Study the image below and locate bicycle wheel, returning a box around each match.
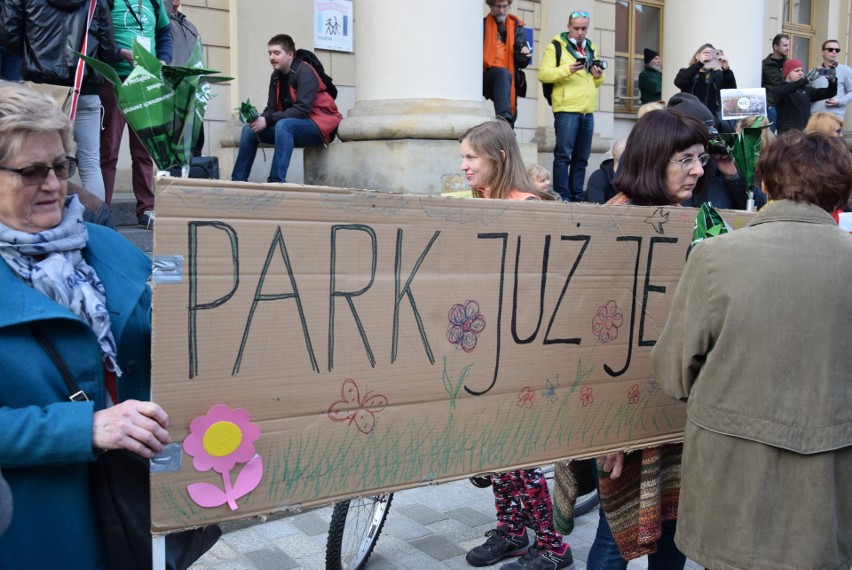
[573,488,600,517]
[325,493,394,570]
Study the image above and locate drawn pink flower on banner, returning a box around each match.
[592,300,624,344]
[517,387,535,409]
[580,386,594,407]
[184,404,263,510]
[627,384,641,405]
[447,300,486,353]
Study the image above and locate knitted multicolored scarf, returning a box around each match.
[597,444,682,560]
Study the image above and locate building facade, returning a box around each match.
[123,0,852,193]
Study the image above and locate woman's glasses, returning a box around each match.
[0,157,77,186]
[668,153,710,170]
[570,10,590,19]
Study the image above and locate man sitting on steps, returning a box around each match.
[231,34,342,184]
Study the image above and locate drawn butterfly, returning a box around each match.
[327,378,388,435]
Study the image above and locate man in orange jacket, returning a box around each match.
[483,0,531,127]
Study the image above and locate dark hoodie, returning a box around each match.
[0,0,116,93]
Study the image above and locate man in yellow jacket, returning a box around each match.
[538,11,604,202]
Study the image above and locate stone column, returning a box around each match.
[306,0,535,194]
[662,1,764,103]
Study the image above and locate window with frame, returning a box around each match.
[781,0,814,67]
[614,0,663,114]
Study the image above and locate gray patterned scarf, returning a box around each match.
[0,195,122,376]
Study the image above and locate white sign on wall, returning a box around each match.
[314,0,353,53]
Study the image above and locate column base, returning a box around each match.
[338,99,496,141]
[305,139,538,195]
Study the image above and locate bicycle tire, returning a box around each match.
[325,493,394,570]
[573,488,600,517]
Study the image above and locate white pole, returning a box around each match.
[152,535,166,569]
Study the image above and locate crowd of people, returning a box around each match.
[1,3,851,570]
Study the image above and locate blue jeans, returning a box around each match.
[74,94,106,200]
[0,45,22,81]
[587,496,686,570]
[552,112,594,202]
[231,117,323,183]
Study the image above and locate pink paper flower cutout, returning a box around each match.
[517,387,535,409]
[447,300,486,353]
[592,300,624,344]
[627,384,641,405]
[183,404,260,474]
[580,386,594,407]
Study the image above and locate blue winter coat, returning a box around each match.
[0,224,152,569]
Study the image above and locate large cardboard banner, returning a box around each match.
[150,179,752,532]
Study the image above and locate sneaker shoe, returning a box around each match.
[500,543,575,570]
[137,210,155,229]
[466,524,530,567]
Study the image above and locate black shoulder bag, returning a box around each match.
[29,325,221,570]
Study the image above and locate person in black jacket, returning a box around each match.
[674,44,737,132]
[586,139,625,204]
[775,59,837,133]
[0,0,115,200]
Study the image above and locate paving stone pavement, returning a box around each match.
[187,478,704,570]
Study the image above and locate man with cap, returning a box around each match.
[775,58,837,133]
[667,93,766,210]
[482,0,532,127]
[638,48,662,104]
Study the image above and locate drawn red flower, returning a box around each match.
[592,300,624,344]
[447,300,486,353]
[580,386,594,407]
[517,387,535,409]
[627,384,640,405]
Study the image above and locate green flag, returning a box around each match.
[79,40,232,172]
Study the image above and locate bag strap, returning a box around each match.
[28,324,89,402]
[68,0,98,122]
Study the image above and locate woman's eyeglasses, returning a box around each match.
[0,157,77,186]
[668,153,710,170]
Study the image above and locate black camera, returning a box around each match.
[591,59,608,70]
[817,66,837,78]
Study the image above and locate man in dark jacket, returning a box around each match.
[638,48,661,104]
[775,59,837,133]
[761,34,789,110]
[231,34,342,184]
[1,0,115,200]
[482,0,531,127]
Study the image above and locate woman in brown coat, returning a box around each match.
[653,130,852,569]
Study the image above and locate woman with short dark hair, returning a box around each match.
[653,130,852,569]
[609,109,709,206]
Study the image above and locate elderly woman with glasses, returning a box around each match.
[587,108,709,570]
[0,81,170,568]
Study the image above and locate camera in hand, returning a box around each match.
[817,66,837,78]
[592,59,608,70]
